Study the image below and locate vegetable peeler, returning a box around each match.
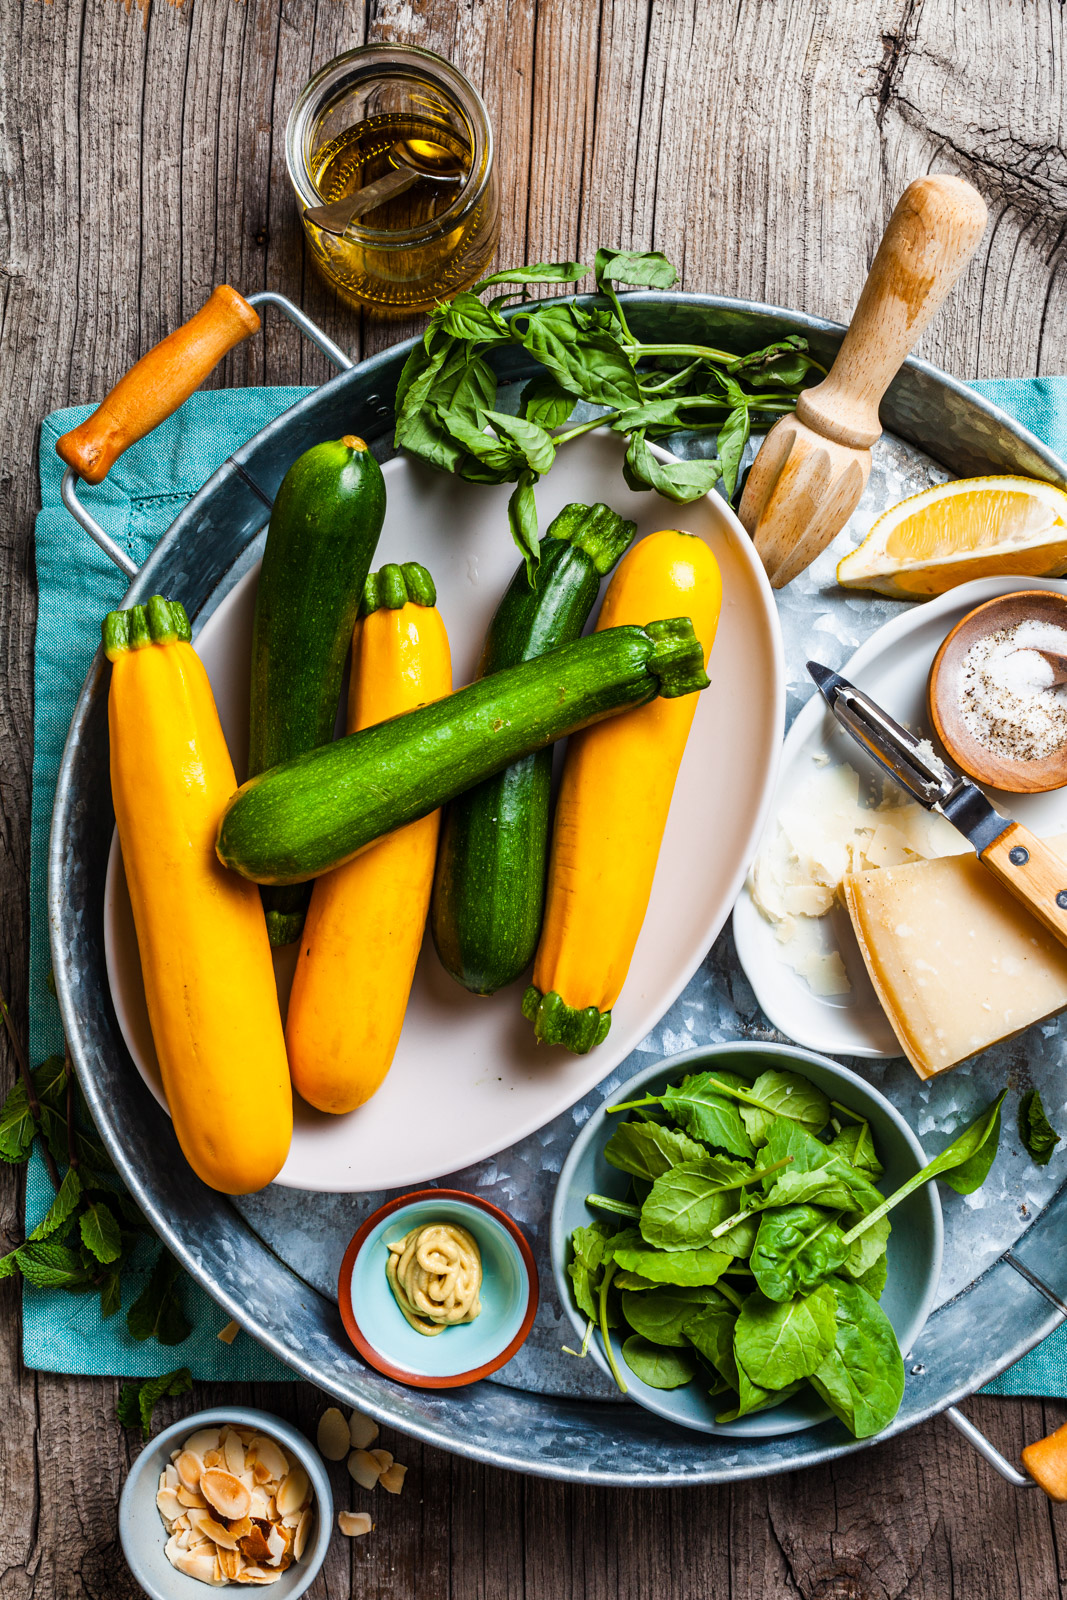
[807,659,1067,953]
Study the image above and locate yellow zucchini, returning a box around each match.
[104,597,292,1194]
[285,564,453,1114]
[523,530,723,1053]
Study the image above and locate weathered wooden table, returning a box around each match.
[3,1,1067,1594]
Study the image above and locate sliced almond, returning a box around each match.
[369,1448,393,1475]
[316,1407,351,1462]
[203,1449,223,1468]
[170,1544,220,1584]
[276,1466,309,1518]
[158,1469,168,1491]
[218,1545,246,1581]
[249,1487,272,1520]
[252,1459,273,1486]
[164,1533,184,1566]
[348,1410,380,1451]
[184,1427,222,1460]
[176,1486,209,1510]
[338,1510,373,1538]
[156,1487,182,1523]
[380,1463,407,1495]
[239,1525,274,1564]
[227,1515,253,1541]
[175,1450,204,1492]
[172,1515,190,1533]
[239,1470,256,1493]
[236,1428,256,1445]
[223,1429,246,1477]
[293,1508,314,1561]
[217,1317,241,1345]
[239,1570,282,1587]
[265,1525,287,1567]
[164,1463,180,1491]
[201,1468,252,1522]
[192,1511,240,1550]
[347,1450,380,1491]
[246,1436,289,1481]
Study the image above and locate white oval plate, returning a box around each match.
[732,575,1067,1060]
[104,431,784,1192]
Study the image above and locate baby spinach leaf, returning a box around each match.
[658,1076,755,1157]
[594,247,678,290]
[520,375,575,429]
[809,1277,904,1438]
[761,1169,860,1211]
[622,1336,697,1389]
[639,1165,740,1248]
[714,1211,761,1260]
[842,1090,1007,1245]
[1019,1089,1061,1167]
[604,1119,708,1182]
[684,1299,739,1387]
[731,1069,831,1146]
[613,1269,659,1290]
[841,1212,890,1279]
[827,1116,883,1178]
[852,1256,888,1300]
[624,431,723,503]
[733,1284,837,1390]
[761,1121,882,1213]
[621,1285,720,1346]
[614,1240,732,1287]
[715,1376,805,1424]
[750,1206,848,1302]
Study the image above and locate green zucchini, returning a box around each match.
[431,502,635,995]
[217,619,709,886]
[248,434,386,944]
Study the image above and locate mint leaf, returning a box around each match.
[28,1166,82,1241]
[98,1268,122,1320]
[79,1198,122,1264]
[1019,1089,1061,1167]
[0,1081,35,1164]
[117,1367,193,1439]
[16,1239,93,1290]
[127,1251,191,1345]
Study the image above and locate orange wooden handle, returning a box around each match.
[55,286,261,484]
[1022,1419,1067,1499]
[979,822,1067,953]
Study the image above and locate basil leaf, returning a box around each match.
[507,472,541,579]
[624,431,723,503]
[622,1335,697,1389]
[0,1080,35,1164]
[594,248,678,290]
[27,1166,82,1241]
[127,1251,192,1346]
[750,1206,848,1302]
[614,1241,732,1288]
[658,1076,755,1157]
[604,1120,708,1183]
[716,406,750,501]
[484,410,557,474]
[1019,1089,1061,1167]
[16,1239,93,1290]
[79,1198,122,1264]
[475,260,591,291]
[809,1277,904,1438]
[520,375,575,429]
[733,1069,831,1146]
[394,334,455,425]
[437,292,510,342]
[733,1284,837,1389]
[621,1284,721,1346]
[516,306,642,409]
[433,351,497,431]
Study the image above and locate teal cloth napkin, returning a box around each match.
[24,377,1067,1396]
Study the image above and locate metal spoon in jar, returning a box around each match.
[304,139,465,237]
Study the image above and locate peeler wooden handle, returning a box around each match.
[56,286,261,484]
[980,822,1067,952]
[795,175,988,450]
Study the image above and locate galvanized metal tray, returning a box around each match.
[50,292,1067,1486]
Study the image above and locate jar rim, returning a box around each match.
[285,43,495,250]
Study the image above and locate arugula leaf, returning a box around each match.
[0,1080,35,1164]
[622,1335,697,1389]
[624,431,723,503]
[79,1198,122,1264]
[118,1367,193,1440]
[621,1285,721,1346]
[520,375,575,429]
[734,1284,837,1390]
[27,1166,82,1241]
[127,1251,192,1346]
[809,1278,904,1438]
[614,1241,732,1288]
[1019,1089,1061,1167]
[604,1120,708,1183]
[842,1091,1007,1244]
[16,1239,93,1290]
[594,248,678,291]
[750,1206,848,1302]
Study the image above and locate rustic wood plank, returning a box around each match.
[4,1,1067,1596]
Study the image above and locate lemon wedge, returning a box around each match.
[836,476,1067,599]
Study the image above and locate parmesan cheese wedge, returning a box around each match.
[844,834,1067,1077]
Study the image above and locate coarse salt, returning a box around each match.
[958,619,1067,762]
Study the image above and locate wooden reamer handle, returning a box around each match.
[980,822,1067,953]
[56,286,261,484]
[795,175,988,450]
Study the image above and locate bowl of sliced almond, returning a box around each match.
[119,1407,333,1597]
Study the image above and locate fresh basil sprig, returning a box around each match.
[394,248,822,576]
[1019,1088,1061,1167]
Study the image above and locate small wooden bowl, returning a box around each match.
[928,590,1067,793]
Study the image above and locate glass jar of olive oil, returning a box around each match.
[286,44,499,315]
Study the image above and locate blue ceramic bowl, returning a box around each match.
[118,1405,333,1599]
[551,1042,943,1438]
[338,1189,538,1387]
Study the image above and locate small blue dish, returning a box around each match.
[338,1189,538,1388]
[118,1405,333,1600]
[551,1042,943,1438]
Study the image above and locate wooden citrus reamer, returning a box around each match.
[739,174,988,588]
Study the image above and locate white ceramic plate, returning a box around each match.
[104,431,784,1192]
[732,575,1067,1060]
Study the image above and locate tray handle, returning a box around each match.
[57,290,354,579]
[945,1405,1036,1490]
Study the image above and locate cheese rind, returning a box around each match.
[844,834,1067,1078]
